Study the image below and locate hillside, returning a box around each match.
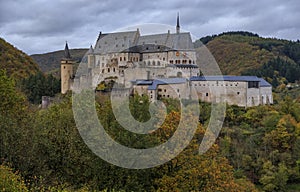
[196,32,293,75]
[0,37,40,80]
[31,48,88,73]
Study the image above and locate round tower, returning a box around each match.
[61,42,74,94]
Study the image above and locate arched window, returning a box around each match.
[152,61,156,66]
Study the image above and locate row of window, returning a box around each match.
[170,60,194,64]
[193,83,239,87]
[101,68,117,73]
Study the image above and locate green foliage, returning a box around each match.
[1,70,300,191]
[196,31,300,82]
[0,37,40,81]
[31,48,87,73]
[283,42,300,64]
[259,161,289,192]
[243,57,300,85]
[197,31,259,45]
[20,72,60,103]
[204,36,275,75]
[0,164,28,192]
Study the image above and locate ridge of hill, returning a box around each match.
[31,49,88,74]
[0,37,40,80]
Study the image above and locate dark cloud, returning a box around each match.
[0,0,299,54]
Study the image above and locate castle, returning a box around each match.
[61,15,273,107]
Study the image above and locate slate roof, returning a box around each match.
[93,30,194,54]
[190,76,261,82]
[64,42,71,59]
[258,78,272,87]
[190,76,272,87]
[94,31,138,54]
[134,78,187,90]
[136,32,194,51]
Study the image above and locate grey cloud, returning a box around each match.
[0,0,299,54]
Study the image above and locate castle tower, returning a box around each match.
[87,45,95,69]
[176,13,180,34]
[61,42,74,94]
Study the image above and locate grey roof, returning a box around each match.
[93,29,194,54]
[94,31,139,54]
[64,42,71,59]
[190,76,272,87]
[87,45,94,54]
[190,76,261,82]
[137,32,194,51]
[258,78,272,87]
[134,78,187,90]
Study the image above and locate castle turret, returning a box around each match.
[61,42,74,94]
[87,45,95,68]
[176,13,180,34]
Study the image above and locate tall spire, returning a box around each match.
[64,41,71,59]
[176,12,180,34]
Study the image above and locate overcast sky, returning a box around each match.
[0,0,299,55]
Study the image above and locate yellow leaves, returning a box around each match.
[0,164,28,192]
[263,115,298,152]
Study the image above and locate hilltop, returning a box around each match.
[31,49,88,74]
[195,32,300,88]
[0,37,40,80]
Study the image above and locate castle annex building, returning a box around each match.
[61,15,273,107]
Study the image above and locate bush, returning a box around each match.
[0,165,28,192]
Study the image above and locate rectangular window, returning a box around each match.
[248,81,259,88]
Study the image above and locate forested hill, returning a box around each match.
[196,31,300,85]
[31,48,88,73]
[0,37,40,80]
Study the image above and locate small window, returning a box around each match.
[206,93,209,97]
[237,92,240,95]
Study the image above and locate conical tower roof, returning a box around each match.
[64,41,71,59]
